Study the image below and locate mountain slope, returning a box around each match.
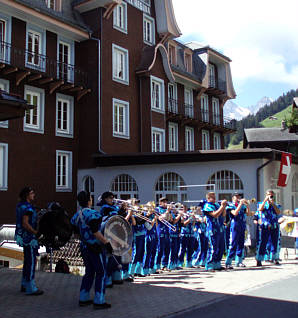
[261,105,292,128]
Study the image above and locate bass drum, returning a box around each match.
[101,215,133,257]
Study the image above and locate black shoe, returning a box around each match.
[79,300,93,307]
[225,265,233,270]
[26,289,44,296]
[20,286,26,292]
[134,274,146,277]
[93,303,111,310]
[256,261,262,267]
[106,284,113,288]
[176,267,183,270]
[124,277,134,282]
[274,260,280,265]
[112,280,123,285]
[217,266,226,271]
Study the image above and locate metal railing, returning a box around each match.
[0,41,88,87]
[223,117,237,130]
[125,0,151,14]
[209,75,227,93]
[201,110,210,123]
[168,98,178,114]
[213,114,221,126]
[184,103,194,119]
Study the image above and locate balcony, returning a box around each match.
[0,41,90,99]
[184,103,194,119]
[208,75,227,94]
[168,98,178,114]
[125,0,151,14]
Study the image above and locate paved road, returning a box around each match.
[170,275,298,318]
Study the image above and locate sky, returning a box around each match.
[171,0,298,108]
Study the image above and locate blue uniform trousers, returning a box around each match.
[295,238,298,258]
[178,235,194,268]
[198,233,209,266]
[225,225,231,253]
[214,230,225,269]
[143,234,157,274]
[205,232,220,270]
[168,235,180,269]
[23,245,38,294]
[156,235,170,269]
[80,246,106,305]
[256,226,279,261]
[192,235,201,266]
[106,255,122,286]
[226,223,246,266]
[129,235,145,275]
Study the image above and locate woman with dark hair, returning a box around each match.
[71,191,113,309]
[15,186,43,295]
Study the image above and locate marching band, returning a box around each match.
[15,186,293,309]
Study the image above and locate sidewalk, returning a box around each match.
[0,255,297,318]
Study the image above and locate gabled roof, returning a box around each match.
[13,0,89,32]
[244,128,298,143]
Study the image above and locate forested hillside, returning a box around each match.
[225,89,298,147]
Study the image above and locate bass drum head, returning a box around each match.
[103,215,133,256]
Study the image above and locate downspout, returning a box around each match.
[89,10,105,154]
[256,151,275,201]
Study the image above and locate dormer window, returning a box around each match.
[168,44,176,65]
[209,63,216,87]
[45,0,61,11]
[184,52,192,72]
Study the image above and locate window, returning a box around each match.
[155,172,187,203]
[45,0,61,11]
[0,14,11,64]
[111,174,139,199]
[58,39,74,83]
[168,122,178,151]
[113,2,127,33]
[209,63,216,87]
[0,143,8,191]
[113,98,130,139]
[112,44,129,85]
[202,130,210,150]
[56,94,74,138]
[184,88,193,118]
[184,52,192,72]
[201,94,209,122]
[152,127,165,152]
[56,150,72,192]
[151,76,165,112]
[212,98,220,125]
[24,86,44,134]
[0,79,9,128]
[213,133,221,150]
[168,83,177,113]
[168,44,176,65]
[143,14,155,45]
[185,126,194,151]
[206,170,244,201]
[26,25,46,71]
[83,176,95,208]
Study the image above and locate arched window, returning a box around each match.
[155,172,187,203]
[83,176,95,207]
[111,174,139,200]
[206,170,244,201]
[292,173,298,209]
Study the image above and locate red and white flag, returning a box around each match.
[277,152,292,187]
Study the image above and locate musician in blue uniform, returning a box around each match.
[178,206,195,268]
[203,192,227,271]
[216,211,226,270]
[71,191,113,309]
[15,187,43,295]
[168,208,182,270]
[129,211,146,277]
[225,193,250,269]
[255,190,281,266]
[155,197,171,271]
[97,192,126,287]
[295,209,298,260]
[143,210,158,275]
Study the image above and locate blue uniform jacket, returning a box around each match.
[203,202,220,235]
[15,201,38,247]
